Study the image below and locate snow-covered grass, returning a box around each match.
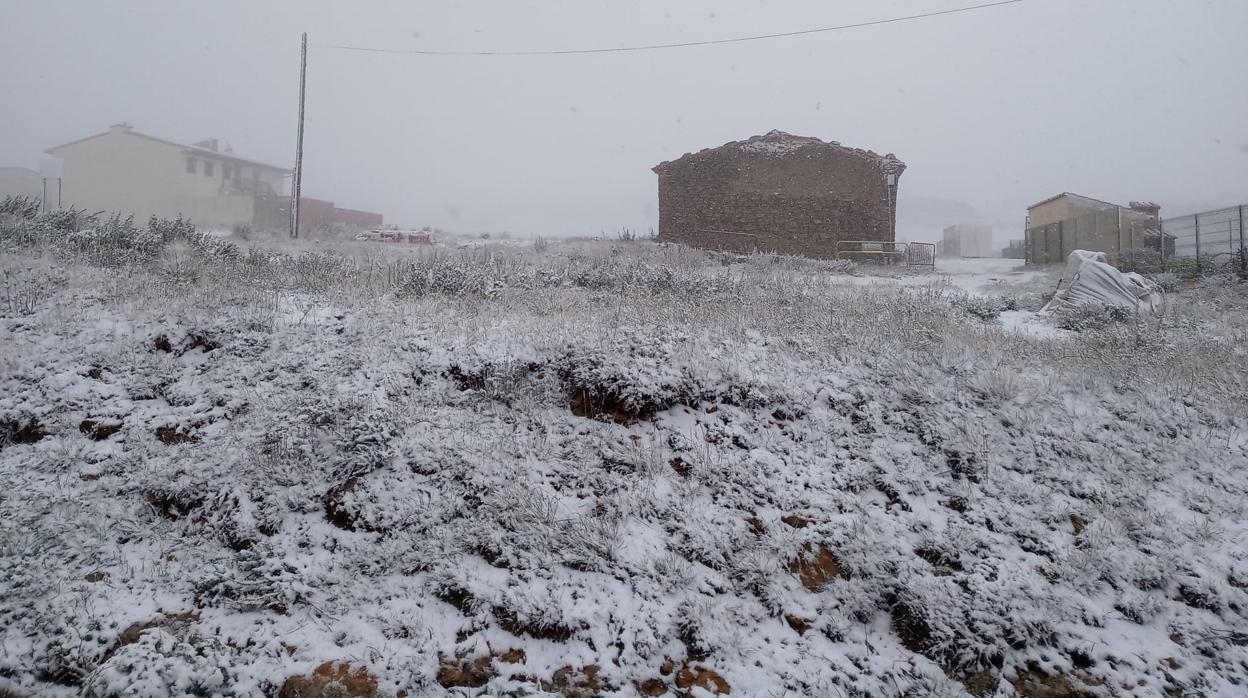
[3,208,1248,697]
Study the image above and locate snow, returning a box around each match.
[998,310,1068,338]
[2,223,1248,696]
[737,140,805,156]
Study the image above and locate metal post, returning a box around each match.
[290,32,307,239]
[1128,213,1135,268]
[1116,207,1123,265]
[1193,212,1200,275]
[57,178,62,209]
[1160,217,1167,270]
[1239,205,1246,279]
[41,179,47,213]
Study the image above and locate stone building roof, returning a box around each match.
[653,130,906,177]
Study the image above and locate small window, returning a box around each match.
[186,157,197,174]
[222,164,232,180]
[204,161,214,177]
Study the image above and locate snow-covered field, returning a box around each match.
[3,212,1248,697]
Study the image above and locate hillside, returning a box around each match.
[2,212,1248,697]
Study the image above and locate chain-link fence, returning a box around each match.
[1026,203,1246,276]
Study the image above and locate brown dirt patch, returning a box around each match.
[788,543,843,590]
[155,426,199,445]
[80,419,123,441]
[279,661,378,698]
[1010,666,1100,697]
[675,664,731,695]
[544,665,602,697]
[2,418,47,446]
[781,515,810,529]
[638,677,669,695]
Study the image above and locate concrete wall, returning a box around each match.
[655,146,896,258]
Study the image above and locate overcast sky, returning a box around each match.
[2,0,1245,241]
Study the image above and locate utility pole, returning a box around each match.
[290,32,307,238]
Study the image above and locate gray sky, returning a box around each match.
[2,0,1246,242]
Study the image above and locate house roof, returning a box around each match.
[46,125,291,174]
[1027,192,1119,212]
[653,130,905,176]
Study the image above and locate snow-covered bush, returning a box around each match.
[0,195,41,220]
[951,294,1017,321]
[1149,271,1181,292]
[83,630,237,698]
[1055,303,1133,331]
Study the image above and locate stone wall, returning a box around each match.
[654,140,898,258]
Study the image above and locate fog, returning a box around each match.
[2,0,1245,242]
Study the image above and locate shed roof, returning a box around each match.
[653,130,905,176]
[1027,192,1119,212]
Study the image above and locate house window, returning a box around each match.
[204,161,214,177]
[222,164,232,181]
[186,157,197,174]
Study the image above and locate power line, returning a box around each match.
[312,0,1023,57]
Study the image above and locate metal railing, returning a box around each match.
[836,240,936,268]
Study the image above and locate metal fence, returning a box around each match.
[1026,203,1247,276]
[1160,204,1247,275]
[836,240,935,268]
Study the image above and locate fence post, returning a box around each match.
[1158,220,1163,270]
[1122,207,1132,269]
[1239,205,1246,279]
[1194,212,1201,275]
[1118,208,1128,263]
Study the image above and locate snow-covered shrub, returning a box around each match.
[83,630,236,698]
[395,253,509,298]
[194,545,317,614]
[287,250,356,291]
[2,268,51,317]
[1056,304,1133,331]
[146,214,195,243]
[1115,248,1165,274]
[742,251,858,275]
[0,195,40,220]
[951,294,1017,321]
[1149,271,1181,292]
[558,330,700,420]
[64,213,164,266]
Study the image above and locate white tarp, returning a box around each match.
[1040,250,1163,316]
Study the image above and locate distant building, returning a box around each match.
[940,224,995,258]
[1002,239,1026,259]
[45,123,292,228]
[1025,192,1163,265]
[43,124,383,232]
[255,197,384,231]
[0,167,44,202]
[653,130,905,259]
